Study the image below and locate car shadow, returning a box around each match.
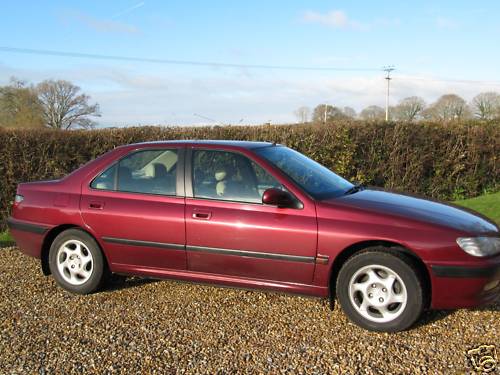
[469,302,500,312]
[413,309,455,328]
[103,276,159,292]
[413,301,500,328]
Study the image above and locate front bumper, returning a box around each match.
[429,261,500,309]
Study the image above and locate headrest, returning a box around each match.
[215,170,227,181]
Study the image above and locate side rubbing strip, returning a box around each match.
[186,245,315,263]
[7,218,48,235]
[102,237,185,250]
[101,236,316,263]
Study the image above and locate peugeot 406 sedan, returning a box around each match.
[8,140,500,331]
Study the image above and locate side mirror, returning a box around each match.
[262,188,295,208]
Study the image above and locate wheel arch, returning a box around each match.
[328,240,431,309]
[41,224,110,276]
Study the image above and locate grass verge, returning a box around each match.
[454,191,500,224]
[0,230,14,247]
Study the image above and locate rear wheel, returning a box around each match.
[49,229,107,294]
[336,248,424,332]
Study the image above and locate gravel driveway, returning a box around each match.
[0,247,498,374]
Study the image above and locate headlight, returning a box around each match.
[456,237,500,257]
[14,194,24,204]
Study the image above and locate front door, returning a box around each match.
[184,148,317,284]
[80,147,187,271]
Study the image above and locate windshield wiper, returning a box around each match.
[344,183,364,195]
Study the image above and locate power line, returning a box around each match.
[395,73,500,86]
[0,46,381,72]
[193,113,224,125]
[3,46,500,85]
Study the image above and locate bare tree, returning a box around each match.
[342,106,357,119]
[423,94,471,121]
[0,77,44,128]
[36,80,100,129]
[471,92,500,120]
[294,106,311,123]
[393,96,426,121]
[359,105,385,120]
[312,104,330,123]
[312,104,348,123]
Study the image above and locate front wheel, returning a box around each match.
[49,229,107,294]
[336,248,424,332]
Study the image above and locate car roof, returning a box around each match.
[128,140,276,149]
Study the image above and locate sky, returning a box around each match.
[1,0,500,126]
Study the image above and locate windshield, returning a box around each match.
[255,146,353,200]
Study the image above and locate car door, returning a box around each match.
[80,147,187,272]
[184,147,317,284]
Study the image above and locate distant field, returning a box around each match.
[1,192,498,248]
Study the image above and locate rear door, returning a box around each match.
[184,147,317,284]
[80,147,187,271]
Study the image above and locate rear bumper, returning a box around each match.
[7,217,49,258]
[429,261,500,309]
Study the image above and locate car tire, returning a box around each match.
[336,248,424,332]
[48,229,107,294]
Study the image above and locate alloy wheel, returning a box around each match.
[348,264,408,323]
[56,239,94,285]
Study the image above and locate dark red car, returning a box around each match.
[8,140,500,331]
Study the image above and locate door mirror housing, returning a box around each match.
[262,188,297,208]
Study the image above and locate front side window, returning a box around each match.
[254,146,353,200]
[192,150,283,203]
[91,149,178,196]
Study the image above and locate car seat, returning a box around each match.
[153,163,168,180]
[118,166,133,190]
[215,165,238,197]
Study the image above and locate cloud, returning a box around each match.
[373,17,401,28]
[62,11,140,34]
[1,63,496,126]
[435,16,458,30]
[302,10,367,30]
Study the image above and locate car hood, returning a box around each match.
[320,189,499,235]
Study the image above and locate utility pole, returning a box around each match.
[383,65,395,121]
[324,103,328,124]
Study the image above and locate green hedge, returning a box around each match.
[0,120,498,231]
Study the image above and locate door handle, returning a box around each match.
[89,201,104,210]
[192,211,211,220]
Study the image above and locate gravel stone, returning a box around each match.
[0,247,498,374]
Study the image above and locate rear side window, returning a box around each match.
[91,149,178,196]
